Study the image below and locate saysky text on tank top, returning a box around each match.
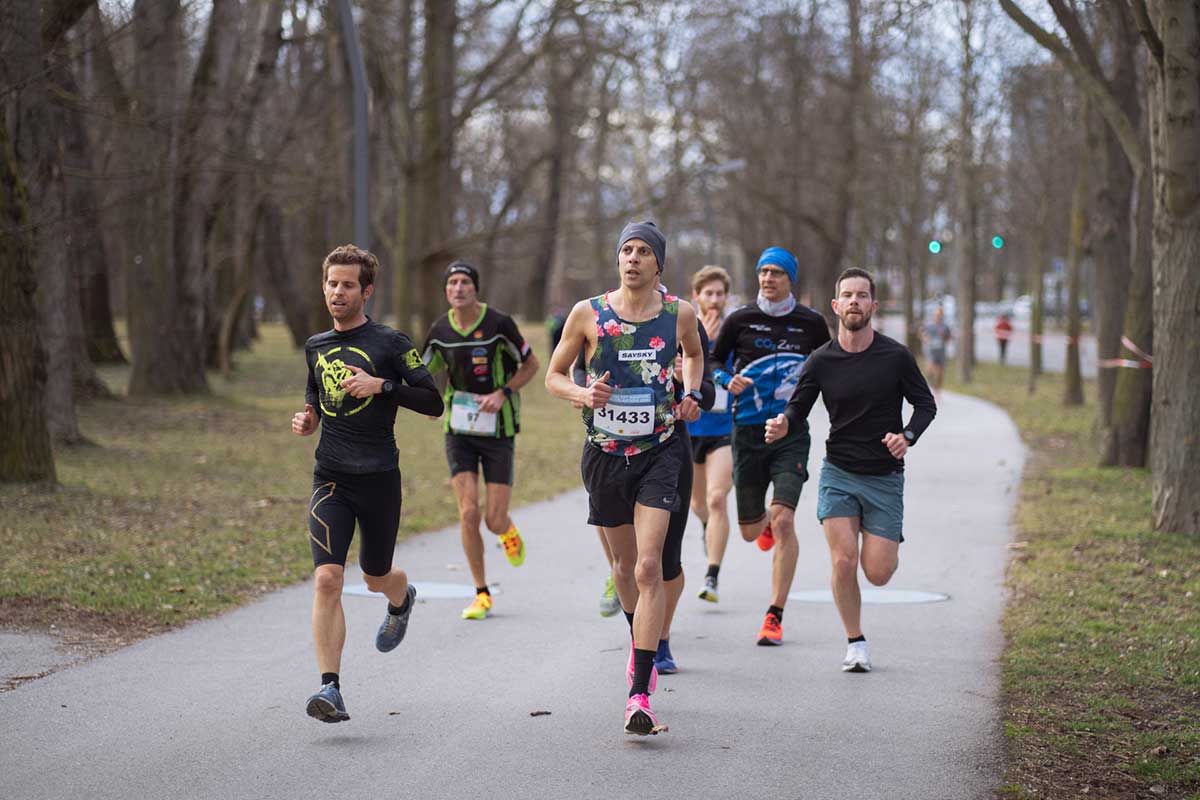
[584,290,679,455]
[305,319,442,474]
[784,332,937,475]
[421,304,532,438]
[710,303,831,426]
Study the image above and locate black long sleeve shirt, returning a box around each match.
[305,318,444,474]
[783,332,936,475]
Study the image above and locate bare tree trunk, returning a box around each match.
[1147,0,1200,534]
[1093,2,1139,431]
[128,0,194,396]
[527,47,572,320]
[1105,169,1153,466]
[1028,198,1046,391]
[826,0,864,328]
[954,0,979,383]
[0,3,56,481]
[1063,112,1088,407]
[261,199,313,346]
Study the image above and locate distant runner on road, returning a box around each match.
[766,267,936,673]
[922,305,952,396]
[291,245,444,723]
[546,221,704,736]
[422,262,539,621]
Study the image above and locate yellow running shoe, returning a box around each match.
[499,527,525,567]
[461,592,492,620]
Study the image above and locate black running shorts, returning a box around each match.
[581,433,684,528]
[445,433,516,485]
[690,434,731,464]
[731,422,811,525]
[308,465,402,576]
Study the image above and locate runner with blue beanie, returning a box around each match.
[710,246,831,646]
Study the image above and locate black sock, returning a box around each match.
[476,585,490,596]
[768,605,784,622]
[624,610,635,631]
[848,634,866,644]
[387,590,412,616]
[706,564,720,580]
[321,672,339,689]
[629,648,656,697]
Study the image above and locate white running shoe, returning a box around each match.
[842,640,871,673]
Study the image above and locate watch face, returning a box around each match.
[383,380,394,393]
[903,430,914,442]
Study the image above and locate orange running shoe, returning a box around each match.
[756,524,775,551]
[757,611,783,646]
[499,528,525,566]
[461,592,493,620]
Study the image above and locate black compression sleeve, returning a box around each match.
[388,373,444,417]
[900,350,937,444]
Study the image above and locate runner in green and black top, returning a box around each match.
[292,245,444,724]
[422,261,539,621]
[546,221,704,737]
[710,246,831,647]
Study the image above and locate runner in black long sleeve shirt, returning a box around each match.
[291,245,441,724]
[783,334,936,476]
[766,268,935,674]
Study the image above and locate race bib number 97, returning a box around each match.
[450,392,497,436]
[594,387,655,439]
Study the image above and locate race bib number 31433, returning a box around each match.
[594,387,655,439]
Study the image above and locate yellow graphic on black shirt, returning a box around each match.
[404,348,423,371]
[315,346,375,416]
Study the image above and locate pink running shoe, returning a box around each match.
[624,693,665,736]
[626,640,658,695]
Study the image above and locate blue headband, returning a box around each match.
[756,247,798,285]
[617,221,667,272]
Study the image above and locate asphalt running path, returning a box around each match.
[1,392,1023,800]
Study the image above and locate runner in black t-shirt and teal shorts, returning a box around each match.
[292,245,444,723]
[767,268,936,673]
[422,262,539,621]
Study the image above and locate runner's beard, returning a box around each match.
[840,308,872,331]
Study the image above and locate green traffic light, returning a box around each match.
[992,236,1004,249]
[928,240,942,255]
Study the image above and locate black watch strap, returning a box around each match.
[502,386,513,398]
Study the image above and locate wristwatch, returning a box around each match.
[381,379,394,395]
[502,386,513,398]
[903,429,915,443]
[685,389,703,404]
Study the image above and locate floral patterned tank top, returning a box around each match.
[583,290,679,455]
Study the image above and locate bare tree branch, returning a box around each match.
[998,0,1147,176]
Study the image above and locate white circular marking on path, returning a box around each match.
[788,588,950,605]
[342,581,477,599]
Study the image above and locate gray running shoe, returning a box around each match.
[376,584,417,653]
[306,683,350,723]
[697,575,719,603]
[599,573,621,618]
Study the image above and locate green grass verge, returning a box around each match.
[945,362,1199,799]
[0,322,584,631]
